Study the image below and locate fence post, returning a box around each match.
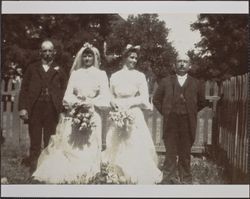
[214,73,248,183]
[13,80,22,145]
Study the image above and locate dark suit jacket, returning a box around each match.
[18,61,68,115]
[153,74,207,144]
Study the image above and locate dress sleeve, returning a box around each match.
[92,71,111,108]
[18,65,32,111]
[62,71,79,106]
[109,74,116,100]
[119,72,152,110]
[132,73,152,110]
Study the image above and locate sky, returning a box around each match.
[119,13,201,58]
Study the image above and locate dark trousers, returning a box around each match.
[163,112,192,184]
[28,100,58,160]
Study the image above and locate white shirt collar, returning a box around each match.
[176,74,187,79]
[42,64,50,72]
[176,74,188,87]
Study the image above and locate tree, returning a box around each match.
[2,14,177,84]
[190,14,248,81]
[1,14,118,77]
[104,14,178,81]
[2,15,40,78]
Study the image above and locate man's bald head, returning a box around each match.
[40,40,56,63]
[41,40,54,49]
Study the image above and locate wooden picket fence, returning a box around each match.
[1,78,217,155]
[214,74,248,183]
[1,78,29,152]
[2,75,248,183]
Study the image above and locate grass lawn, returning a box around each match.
[1,139,227,184]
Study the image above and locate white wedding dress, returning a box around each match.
[102,68,163,184]
[32,66,110,184]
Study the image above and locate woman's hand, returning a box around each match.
[76,95,86,101]
[62,100,70,110]
[110,99,132,111]
[110,100,119,111]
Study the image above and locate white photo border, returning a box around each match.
[1,0,249,198]
[2,1,249,14]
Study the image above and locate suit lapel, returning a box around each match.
[46,63,57,82]
[170,75,176,95]
[183,75,190,89]
[183,75,194,98]
[36,62,46,79]
[35,61,58,84]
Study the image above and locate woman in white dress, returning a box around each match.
[31,43,110,184]
[102,45,163,184]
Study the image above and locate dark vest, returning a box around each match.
[37,68,52,102]
[171,78,188,115]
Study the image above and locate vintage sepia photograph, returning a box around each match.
[1,0,249,198]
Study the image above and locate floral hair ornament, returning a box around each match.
[83,42,93,49]
[122,44,141,59]
[125,44,141,51]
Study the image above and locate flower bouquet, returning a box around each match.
[109,109,135,132]
[88,162,133,184]
[69,101,96,134]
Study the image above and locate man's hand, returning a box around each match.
[19,109,28,120]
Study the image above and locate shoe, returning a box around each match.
[29,159,38,174]
[27,176,43,184]
[161,177,181,184]
[181,179,193,184]
[179,176,192,184]
[31,178,42,184]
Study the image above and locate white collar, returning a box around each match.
[42,60,53,66]
[80,66,96,71]
[42,64,50,72]
[122,66,135,71]
[176,74,187,79]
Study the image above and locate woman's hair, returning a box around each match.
[70,43,101,74]
[119,46,139,67]
[122,47,138,60]
[82,47,95,57]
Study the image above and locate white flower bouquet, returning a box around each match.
[109,109,135,132]
[69,102,96,133]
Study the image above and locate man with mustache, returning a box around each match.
[153,55,208,184]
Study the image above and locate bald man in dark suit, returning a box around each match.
[153,56,208,184]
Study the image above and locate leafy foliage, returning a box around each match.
[104,14,178,80]
[189,14,248,80]
[88,163,133,184]
[191,156,225,184]
[1,143,226,184]
[2,14,117,76]
[2,14,177,87]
